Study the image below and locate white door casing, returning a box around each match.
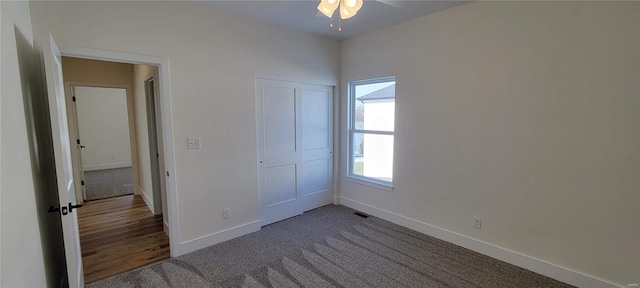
[43,34,84,287]
[256,79,333,226]
[56,46,178,257]
[145,77,164,215]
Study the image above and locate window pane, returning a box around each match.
[354,81,395,132]
[352,133,394,182]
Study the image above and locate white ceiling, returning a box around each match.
[200,1,469,40]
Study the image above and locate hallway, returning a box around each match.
[78,195,169,283]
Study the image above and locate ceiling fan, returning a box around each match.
[316,0,404,21]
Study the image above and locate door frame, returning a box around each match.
[143,73,166,216]
[60,46,180,256]
[64,82,137,205]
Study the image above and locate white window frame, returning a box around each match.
[347,76,395,191]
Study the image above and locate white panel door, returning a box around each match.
[301,84,333,211]
[256,79,333,226]
[256,79,303,225]
[43,34,84,287]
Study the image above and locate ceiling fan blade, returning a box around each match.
[374,0,404,8]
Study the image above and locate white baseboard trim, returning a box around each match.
[175,220,261,256]
[337,196,621,288]
[83,162,132,171]
[139,187,154,213]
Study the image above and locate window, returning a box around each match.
[348,77,395,187]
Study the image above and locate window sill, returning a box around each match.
[345,176,393,192]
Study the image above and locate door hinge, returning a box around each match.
[72,96,76,102]
[81,180,85,186]
[77,139,80,145]
[157,153,159,158]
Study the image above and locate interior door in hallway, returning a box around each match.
[256,79,333,226]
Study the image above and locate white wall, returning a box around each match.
[133,64,161,214]
[0,1,47,286]
[75,86,132,171]
[340,1,639,286]
[29,1,339,254]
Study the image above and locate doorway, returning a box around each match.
[61,57,170,283]
[72,86,134,202]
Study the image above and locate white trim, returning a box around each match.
[139,187,155,214]
[344,176,393,192]
[337,196,622,288]
[65,81,136,205]
[63,47,166,66]
[254,73,337,87]
[83,162,132,171]
[59,46,180,257]
[175,221,261,256]
[332,85,340,206]
[163,220,170,235]
[347,77,396,191]
[351,129,394,135]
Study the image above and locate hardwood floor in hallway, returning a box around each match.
[78,194,169,283]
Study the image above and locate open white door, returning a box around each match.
[43,33,84,287]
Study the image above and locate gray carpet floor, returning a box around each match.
[84,167,134,201]
[87,205,573,288]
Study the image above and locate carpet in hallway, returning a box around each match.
[84,167,134,201]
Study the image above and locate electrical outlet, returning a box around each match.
[473,216,482,229]
[223,208,230,219]
[188,138,201,149]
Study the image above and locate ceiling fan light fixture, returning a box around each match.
[339,0,362,19]
[318,0,363,30]
[317,0,339,18]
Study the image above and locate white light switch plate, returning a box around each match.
[187,138,201,149]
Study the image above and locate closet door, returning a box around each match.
[300,84,333,212]
[256,79,333,226]
[256,79,304,225]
